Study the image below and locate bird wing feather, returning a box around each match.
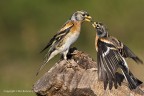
[105,37,143,64]
[97,39,125,89]
[122,45,143,64]
[98,38,143,90]
[40,20,74,53]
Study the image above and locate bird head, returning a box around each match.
[92,22,108,37]
[71,10,92,22]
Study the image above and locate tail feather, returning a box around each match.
[122,70,143,90]
[37,49,60,76]
[129,71,143,87]
[123,71,137,89]
[36,56,50,76]
[36,52,52,76]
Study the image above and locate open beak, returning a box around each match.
[92,22,97,28]
[84,16,92,22]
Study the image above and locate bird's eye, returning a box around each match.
[96,25,100,29]
[82,14,85,16]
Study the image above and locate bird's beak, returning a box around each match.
[84,16,92,22]
[92,22,97,28]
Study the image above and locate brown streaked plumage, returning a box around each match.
[92,22,143,90]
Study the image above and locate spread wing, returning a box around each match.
[121,45,143,64]
[40,20,74,53]
[97,37,143,90]
[102,36,143,64]
[97,39,125,90]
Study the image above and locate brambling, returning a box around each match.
[92,22,143,90]
[36,10,92,75]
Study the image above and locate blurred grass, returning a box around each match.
[0,0,144,96]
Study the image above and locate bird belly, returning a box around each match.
[59,32,80,53]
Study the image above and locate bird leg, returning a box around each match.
[63,50,72,67]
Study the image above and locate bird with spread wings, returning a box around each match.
[92,22,143,90]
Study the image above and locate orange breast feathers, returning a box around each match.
[70,21,81,33]
[95,35,99,51]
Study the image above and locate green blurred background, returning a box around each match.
[0,0,144,96]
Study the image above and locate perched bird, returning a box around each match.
[36,10,92,75]
[92,22,143,90]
